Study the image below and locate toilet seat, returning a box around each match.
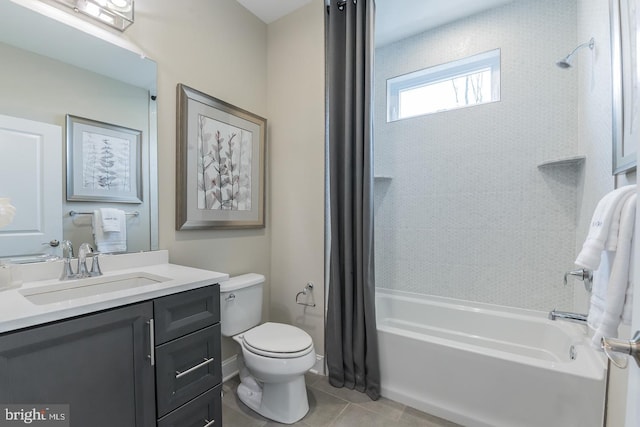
[242,322,314,359]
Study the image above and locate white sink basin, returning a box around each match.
[19,272,172,305]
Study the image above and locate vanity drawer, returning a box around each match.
[155,324,222,417]
[154,284,220,345]
[157,384,222,427]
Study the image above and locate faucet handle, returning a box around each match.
[59,258,75,280]
[90,252,102,277]
[76,243,94,278]
[564,268,593,292]
[77,260,89,278]
[60,240,74,259]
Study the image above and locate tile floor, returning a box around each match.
[222,373,461,427]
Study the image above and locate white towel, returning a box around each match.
[589,193,636,348]
[622,252,634,325]
[587,251,613,331]
[92,209,127,253]
[99,208,123,232]
[575,185,636,270]
[586,251,634,330]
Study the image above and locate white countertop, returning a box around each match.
[0,250,228,334]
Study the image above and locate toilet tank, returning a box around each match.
[219,273,264,336]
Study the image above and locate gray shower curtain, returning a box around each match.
[325,0,380,401]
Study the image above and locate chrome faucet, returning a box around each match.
[59,241,102,280]
[564,268,593,292]
[548,309,588,324]
[77,243,102,278]
[59,240,75,280]
[76,243,92,278]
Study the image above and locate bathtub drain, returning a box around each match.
[569,345,577,360]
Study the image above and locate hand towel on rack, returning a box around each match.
[590,193,636,348]
[575,185,635,270]
[99,208,122,232]
[92,209,127,253]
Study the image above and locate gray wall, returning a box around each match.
[125,0,269,361]
[267,1,326,356]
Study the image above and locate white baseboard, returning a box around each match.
[221,354,325,381]
[222,354,239,382]
[310,354,325,375]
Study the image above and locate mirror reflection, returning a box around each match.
[0,0,157,259]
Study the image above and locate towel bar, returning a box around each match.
[69,210,140,217]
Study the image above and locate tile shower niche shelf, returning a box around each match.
[374,175,393,180]
[537,155,586,169]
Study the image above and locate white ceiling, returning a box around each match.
[236,0,513,45]
[375,0,514,46]
[236,0,312,24]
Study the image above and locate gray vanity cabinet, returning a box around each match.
[0,302,156,427]
[0,284,223,427]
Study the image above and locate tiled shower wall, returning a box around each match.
[374,0,585,311]
[573,0,617,311]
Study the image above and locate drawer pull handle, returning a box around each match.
[203,419,215,427]
[175,357,214,379]
[147,319,155,366]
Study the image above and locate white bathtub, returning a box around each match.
[376,289,607,427]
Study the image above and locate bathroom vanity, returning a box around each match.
[0,250,226,427]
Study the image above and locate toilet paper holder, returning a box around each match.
[295,282,316,307]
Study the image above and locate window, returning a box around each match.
[387,49,501,122]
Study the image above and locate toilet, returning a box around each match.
[220,273,316,424]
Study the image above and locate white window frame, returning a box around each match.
[387,49,501,122]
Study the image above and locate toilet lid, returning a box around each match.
[242,322,313,355]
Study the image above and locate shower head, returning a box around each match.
[556,37,595,69]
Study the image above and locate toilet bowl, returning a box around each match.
[233,322,316,423]
[220,274,316,424]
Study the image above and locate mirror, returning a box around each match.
[0,0,158,258]
[610,0,638,174]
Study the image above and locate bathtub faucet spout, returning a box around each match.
[548,309,588,324]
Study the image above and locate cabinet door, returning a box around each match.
[157,385,222,427]
[0,302,156,427]
[154,285,220,345]
[155,324,222,417]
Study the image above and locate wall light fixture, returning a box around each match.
[46,0,134,31]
